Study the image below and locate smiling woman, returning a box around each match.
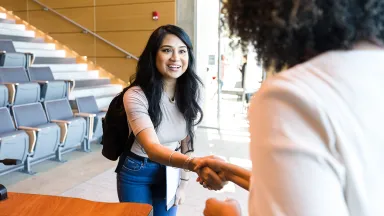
[112,25,223,216]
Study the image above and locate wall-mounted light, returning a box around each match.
[152,11,159,20]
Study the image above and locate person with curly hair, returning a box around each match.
[199,0,384,215]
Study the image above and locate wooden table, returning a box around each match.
[0,192,153,216]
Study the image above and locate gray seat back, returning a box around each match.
[75,96,99,114]
[12,103,49,127]
[44,98,73,121]
[0,107,15,134]
[28,67,55,81]
[0,85,8,107]
[0,67,29,83]
[0,40,30,68]
[0,40,16,52]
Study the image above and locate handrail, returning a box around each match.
[32,0,139,60]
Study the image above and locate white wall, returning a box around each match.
[195,0,219,114]
[176,0,195,47]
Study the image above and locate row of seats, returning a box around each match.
[0,66,106,176]
[0,66,73,106]
[0,95,109,176]
[0,39,108,176]
[0,98,96,175]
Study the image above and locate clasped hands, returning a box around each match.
[192,155,229,191]
[191,156,242,216]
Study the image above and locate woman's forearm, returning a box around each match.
[137,129,196,170]
[147,143,193,169]
[227,172,250,191]
[228,163,251,180]
[225,163,251,190]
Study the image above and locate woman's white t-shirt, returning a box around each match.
[123,86,188,157]
[248,46,384,216]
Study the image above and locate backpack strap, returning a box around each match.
[123,132,136,154]
[115,132,136,173]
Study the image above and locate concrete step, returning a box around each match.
[52,70,99,80]
[0,28,35,37]
[0,34,44,43]
[0,18,15,24]
[0,23,25,30]
[16,48,66,57]
[13,41,55,50]
[69,84,122,100]
[74,78,110,88]
[31,63,88,72]
[95,95,115,109]
[34,57,77,64]
[0,13,6,19]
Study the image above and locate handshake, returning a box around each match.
[175,153,249,215]
[188,155,247,216]
[191,155,231,191]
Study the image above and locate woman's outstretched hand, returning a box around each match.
[190,155,228,190]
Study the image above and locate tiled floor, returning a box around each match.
[1,100,251,216]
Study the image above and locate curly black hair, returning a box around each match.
[222,0,384,72]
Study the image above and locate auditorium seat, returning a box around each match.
[28,67,73,101]
[0,39,34,68]
[0,107,29,176]
[0,67,40,105]
[0,84,8,107]
[43,98,90,154]
[12,102,61,174]
[75,96,107,143]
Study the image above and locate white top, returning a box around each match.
[123,86,188,157]
[248,46,384,216]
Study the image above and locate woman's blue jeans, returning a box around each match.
[116,155,178,216]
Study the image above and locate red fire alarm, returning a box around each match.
[152,11,159,20]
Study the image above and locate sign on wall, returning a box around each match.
[208,55,216,65]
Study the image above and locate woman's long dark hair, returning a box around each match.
[122,25,203,152]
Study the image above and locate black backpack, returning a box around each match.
[101,87,135,161]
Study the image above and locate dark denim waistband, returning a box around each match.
[116,151,158,173]
[126,151,154,163]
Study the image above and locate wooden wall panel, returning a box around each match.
[12,7,94,33]
[96,0,174,6]
[95,2,175,31]
[0,0,33,12]
[96,31,152,57]
[49,33,96,57]
[1,0,94,11]
[95,58,137,82]
[28,0,94,10]
[11,11,28,22]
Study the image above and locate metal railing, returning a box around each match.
[33,0,139,60]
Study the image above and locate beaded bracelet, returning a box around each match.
[183,156,195,172]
